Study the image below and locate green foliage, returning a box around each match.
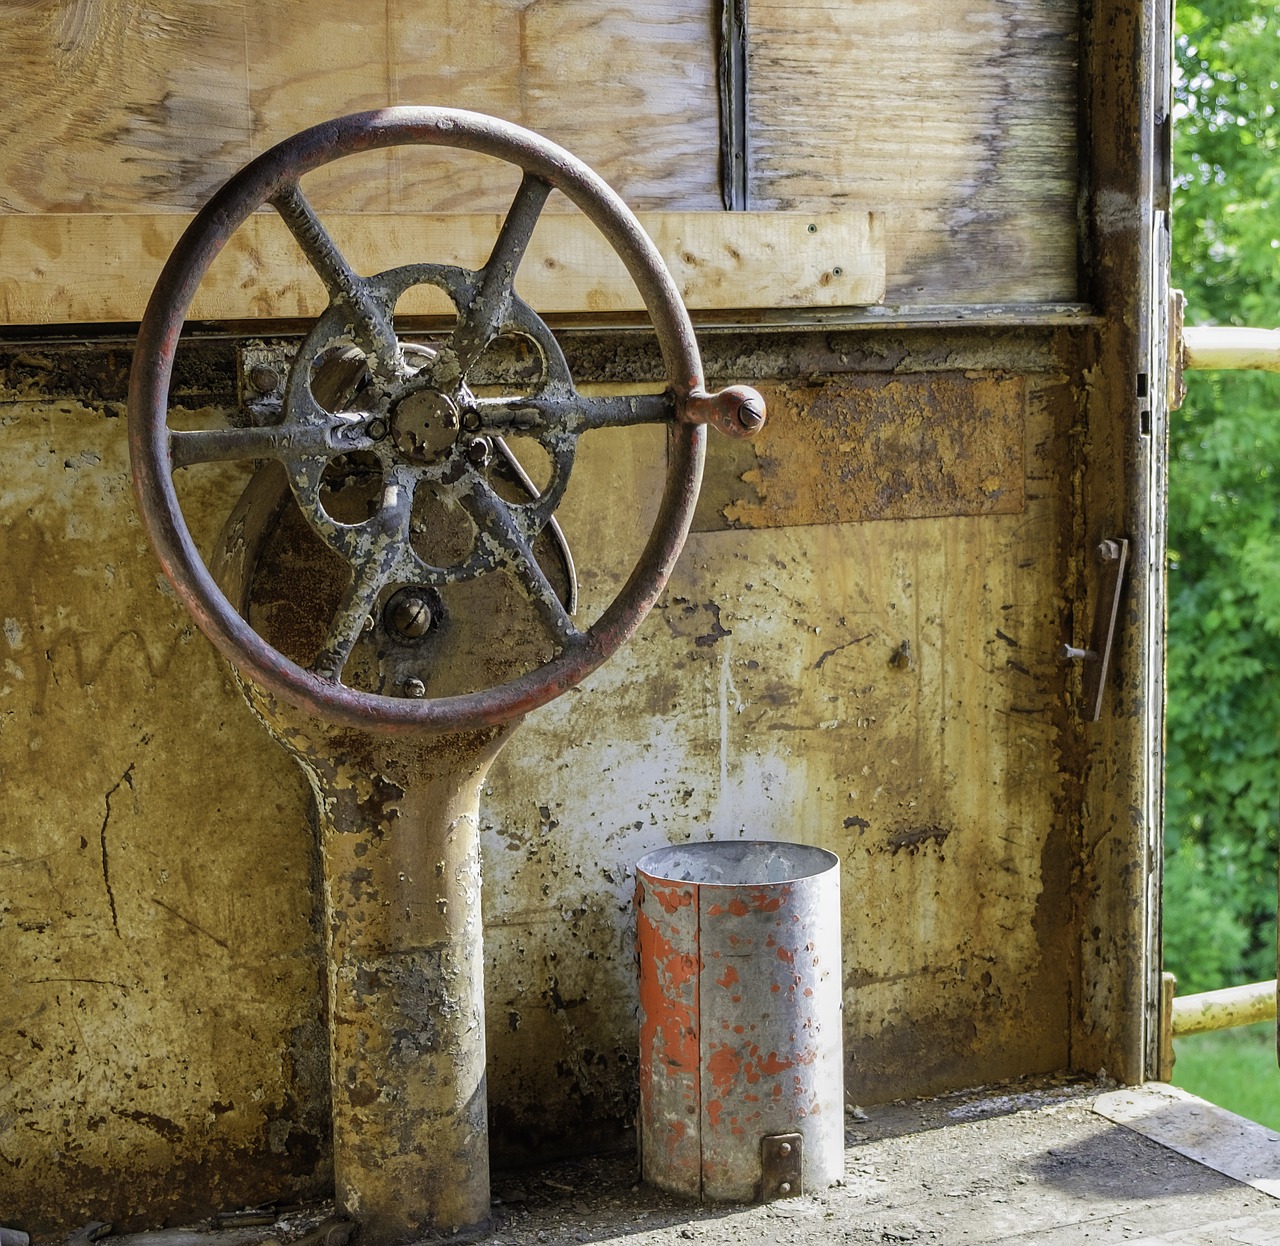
[1165,0,1280,993]
[1172,1022,1280,1129]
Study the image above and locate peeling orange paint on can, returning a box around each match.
[637,841,843,1204]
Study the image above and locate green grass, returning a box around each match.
[1172,1021,1280,1131]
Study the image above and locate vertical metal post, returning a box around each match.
[281,725,514,1242]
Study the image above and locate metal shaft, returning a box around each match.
[287,725,513,1241]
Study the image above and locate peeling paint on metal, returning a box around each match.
[694,372,1027,531]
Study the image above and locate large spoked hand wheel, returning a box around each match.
[129,108,765,735]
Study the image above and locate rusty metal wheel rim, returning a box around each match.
[128,108,710,735]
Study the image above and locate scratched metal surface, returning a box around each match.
[1,346,1079,1224]
[637,841,843,1202]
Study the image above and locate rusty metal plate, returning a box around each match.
[693,371,1026,531]
[761,1132,803,1201]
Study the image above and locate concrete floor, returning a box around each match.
[52,1078,1280,1246]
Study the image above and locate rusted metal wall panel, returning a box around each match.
[0,352,331,1231]
[2,331,1082,1223]
[481,344,1081,1152]
[693,373,1027,531]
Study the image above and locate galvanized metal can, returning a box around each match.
[636,840,844,1202]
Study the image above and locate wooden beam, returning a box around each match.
[0,211,883,326]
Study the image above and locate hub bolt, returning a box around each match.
[248,363,280,395]
[386,589,434,640]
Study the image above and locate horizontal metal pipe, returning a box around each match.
[1171,979,1277,1037]
[1183,325,1280,372]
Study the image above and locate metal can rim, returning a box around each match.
[636,839,839,887]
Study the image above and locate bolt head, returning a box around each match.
[404,678,427,698]
[779,1182,792,1195]
[248,363,280,395]
[778,1142,792,1156]
[386,589,434,640]
[466,435,492,466]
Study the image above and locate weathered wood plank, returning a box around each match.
[747,0,1080,304]
[0,210,883,324]
[387,0,724,213]
[0,1,721,216]
[1,0,1079,312]
[0,1,256,214]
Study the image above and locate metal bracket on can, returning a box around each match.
[760,1132,803,1201]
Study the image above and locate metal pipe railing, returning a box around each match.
[1171,979,1277,1037]
[1183,324,1280,372]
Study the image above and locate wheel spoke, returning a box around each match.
[450,174,553,375]
[310,483,413,681]
[169,413,378,469]
[271,183,400,375]
[462,479,580,648]
[471,390,674,435]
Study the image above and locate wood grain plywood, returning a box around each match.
[0,209,883,324]
[0,1,254,213]
[389,0,723,213]
[748,0,1080,304]
[1,0,1080,315]
[1,1,718,217]
[244,0,394,212]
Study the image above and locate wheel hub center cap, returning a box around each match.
[391,388,460,464]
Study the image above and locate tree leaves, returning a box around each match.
[1166,1,1280,993]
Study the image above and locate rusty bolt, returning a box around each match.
[366,417,389,441]
[466,435,492,466]
[1097,539,1123,562]
[779,1182,792,1195]
[387,590,434,640]
[404,678,427,698]
[248,363,280,395]
[461,407,482,432]
[779,1142,793,1157]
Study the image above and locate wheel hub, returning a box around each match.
[390,386,460,464]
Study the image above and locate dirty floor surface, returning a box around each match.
[56,1080,1280,1246]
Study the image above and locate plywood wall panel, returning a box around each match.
[244,0,394,212]
[389,1,722,213]
[747,0,1079,303]
[2,0,1077,312]
[1,1,719,218]
[0,1,254,213]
